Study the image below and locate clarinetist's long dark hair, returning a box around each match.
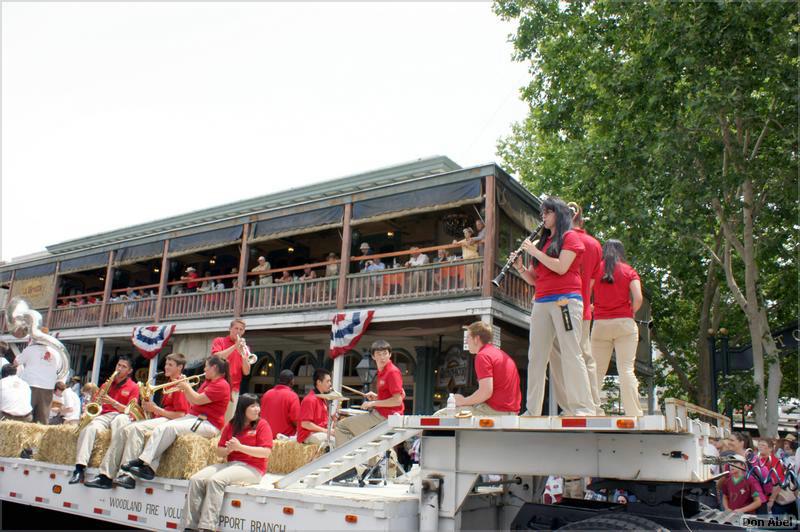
[601,239,627,283]
[533,196,574,268]
[230,393,259,437]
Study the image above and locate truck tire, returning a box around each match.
[558,514,669,531]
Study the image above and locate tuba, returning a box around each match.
[76,371,117,433]
[5,297,71,382]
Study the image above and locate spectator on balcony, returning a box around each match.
[404,246,430,267]
[276,269,294,283]
[181,267,200,293]
[435,248,455,263]
[230,267,240,289]
[251,256,272,286]
[358,242,373,272]
[455,227,480,289]
[473,219,486,253]
[299,266,316,281]
[325,253,339,277]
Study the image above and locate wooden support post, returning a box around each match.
[91,337,104,385]
[45,261,61,329]
[481,174,497,298]
[98,250,115,327]
[234,223,250,317]
[335,203,353,310]
[154,240,170,323]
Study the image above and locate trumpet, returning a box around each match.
[492,221,545,287]
[237,335,258,364]
[131,375,202,421]
[76,370,118,433]
[152,375,202,396]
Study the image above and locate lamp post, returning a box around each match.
[356,351,377,395]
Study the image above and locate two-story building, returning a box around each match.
[0,156,654,414]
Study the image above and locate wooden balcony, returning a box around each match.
[50,303,102,329]
[347,259,482,306]
[162,289,236,320]
[491,264,533,312]
[242,277,337,314]
[105,296,157,325]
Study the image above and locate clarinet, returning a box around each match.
[491,221,545,287]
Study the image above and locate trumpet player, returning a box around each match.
[69,356,139,485]
[85,353,190,490]
[211,319,252,422]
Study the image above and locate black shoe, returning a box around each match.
[68,469,84,485]
[20,448,33,460]
[85,475,113,489]
[120,458,143,473]
[128,464,155,480]
[113,474,136,490]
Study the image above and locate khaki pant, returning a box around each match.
[181,462,262,530]
[99,416,167,478]
[334,409,385,448]
[139,415,219,470]
[303,432,335,446]
[30,387,54,425]
[527,299,594,416]
[591,318,642,416]
[224,391,239,423]
[433,403,510,417]
[76,412,124,466]
[549,320,603,415]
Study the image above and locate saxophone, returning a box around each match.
[75,371,118,433]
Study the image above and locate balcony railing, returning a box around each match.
[242,277,337,314]
[50,303,102,329]
[491,264,533,312]
[106,296,158,325]
[162,289,236,320]
[347,258,482,306]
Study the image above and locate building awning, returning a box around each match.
[352,179,482,224]
[114,241,165,266]
[167,226,243,258]
[14,262,57,281]
[60,252,110,274]
[0,271,11,284]
[497,183,540,233]
[250,205,344,243]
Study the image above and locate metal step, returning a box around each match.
[274,422,420,489]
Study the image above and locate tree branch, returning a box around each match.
[749,119,770,161]
[712,197,745,258]
[721,239,749,313]
[653,337,697,397]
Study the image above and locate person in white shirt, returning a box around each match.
[0,356,9,371]
[14,343,63,424]
[0,365,33,422]
[52,381,80,425]
[405,246,430,267]
[405,246,430,292]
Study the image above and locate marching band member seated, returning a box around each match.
[124,357,230,481]
[260,369,300,438]
[297,369,335,446]
[85,353,190,490]
[435,321,521,416]
[335,340,404,447]
[181,394,272,532]
[69,356,139,484]
[0,365,33,422]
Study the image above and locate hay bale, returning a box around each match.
[34,424,110,466]
[0,421,49,457]
[156,434,222,480]
[267,440,318,474]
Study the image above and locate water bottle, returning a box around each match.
[446,393,456,417]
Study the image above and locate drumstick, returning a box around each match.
[341,384,369,398]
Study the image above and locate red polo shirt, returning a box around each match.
[296,390,328,444]
[189,377,231,430]
[186,271,199,289]
[260,384,300,437]
[533,230,585,299]
[593,261,641,319]
[473,344,521,413]
[161,388,190,416]
[375,361,405,418]
[218,418,273,475]
[573,228,602,320]
[101,377,140,415]
[211,336,244,392]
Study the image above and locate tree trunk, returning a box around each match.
[696,234,722,410]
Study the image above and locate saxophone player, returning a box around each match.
[69,356,139,485]
[210,319,251,422]
[85,353,190,490]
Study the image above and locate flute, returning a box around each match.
[491,221,545,287]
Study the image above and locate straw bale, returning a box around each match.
[0,421,49,457]
[34,424,110,466]
[267,440,318,474]
[156,434,222,480]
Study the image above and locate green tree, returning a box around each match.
[494,0,797,436]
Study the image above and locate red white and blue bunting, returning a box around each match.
[329,310,374,359]
[131,324,176,359]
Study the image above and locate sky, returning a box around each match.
[1,1,531,263]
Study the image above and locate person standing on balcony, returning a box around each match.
[325,252,339,277]
[14,333,64,424]
[455,227,480,289]
[473,219,486,255]
[181,266,199,293]
[211,319,251,422]
[357,242,373,272]
[335,340,404,447]
[251,256,272,286]
[404,246,430,292]
[519,196,594,417]
[260,370,300,438]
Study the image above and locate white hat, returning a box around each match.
[186,266,196,272]
[258,256,266,261]
[360,242,370,249]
